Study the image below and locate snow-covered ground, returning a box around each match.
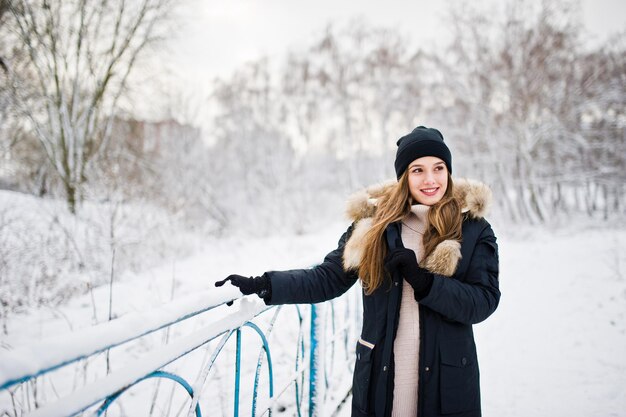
[1,218,625,416]
[477,224,626,417]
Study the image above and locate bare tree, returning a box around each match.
[430,0,626,223]
[0,0,10,74]
[0,0,16,165]
[209,58,300,234]
[5,0,174,213]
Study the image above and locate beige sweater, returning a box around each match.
[391,204,429,417]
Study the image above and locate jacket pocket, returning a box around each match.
[439,339,480,414]
[352,338,375,413]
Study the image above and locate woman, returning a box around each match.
[216,126,500,417]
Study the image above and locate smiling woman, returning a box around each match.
[216,125,501,417]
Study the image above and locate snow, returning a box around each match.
[1,218,626,416]
[476,225,626,417]
[0,285,242,390]
[25,298,269,417]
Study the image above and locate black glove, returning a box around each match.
[384,247,434,300]
[215,274,271,300]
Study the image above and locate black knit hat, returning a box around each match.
[394,126,452,179]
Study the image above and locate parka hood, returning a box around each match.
[342,178,493,277]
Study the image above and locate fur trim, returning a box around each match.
[343,218,372,271]
[342,177,491,277]
[345,190,376,223]
[452,178,493,219]
[346,177,492,222]
[421,240,462,277]
[345,180,395,221]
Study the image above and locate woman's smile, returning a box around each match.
[420,187,440,196]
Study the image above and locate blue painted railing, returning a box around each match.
[0,283,360,417]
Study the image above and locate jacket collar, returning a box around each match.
[342,178,493,277]
[345,178,492,222]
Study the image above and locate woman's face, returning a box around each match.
[407,156,448,206]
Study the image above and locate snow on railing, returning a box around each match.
[0,281,359,417]
[0,286,243,391]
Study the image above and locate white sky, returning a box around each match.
[142,0,624,123]
[170,0,625,82]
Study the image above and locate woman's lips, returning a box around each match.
[420,187,439,196]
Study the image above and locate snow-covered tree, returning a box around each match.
[430,0,625,223]
[4,0,174,213]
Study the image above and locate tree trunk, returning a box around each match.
[64,181,77,215]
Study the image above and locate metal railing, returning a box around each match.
[0,282,361,417]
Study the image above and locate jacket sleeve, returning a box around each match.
[265,224,359,305]
[419,222,500,324]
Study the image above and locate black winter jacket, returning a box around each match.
[266,179,500,417]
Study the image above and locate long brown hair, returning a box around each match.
[358,171,462,295]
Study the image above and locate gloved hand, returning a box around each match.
[384,247,434,300]
[215,274,271,300]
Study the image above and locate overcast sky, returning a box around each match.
[170,0,624,81]
[144,0,624,124]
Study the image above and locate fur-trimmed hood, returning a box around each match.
[342,178,493,277]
